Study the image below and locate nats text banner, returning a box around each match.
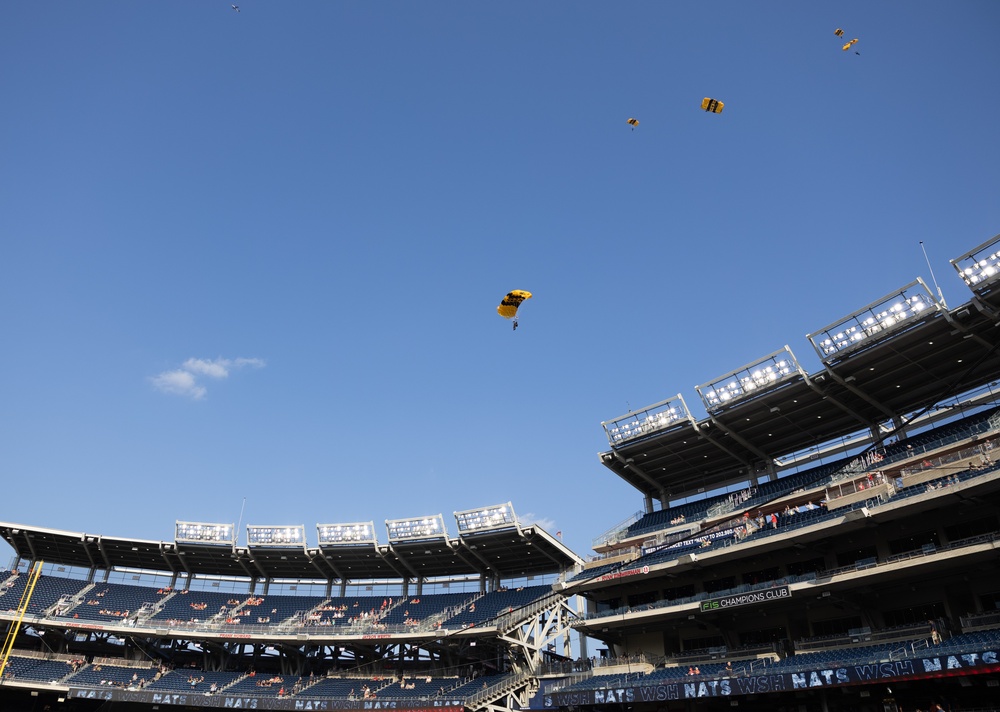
[543,649,999,705]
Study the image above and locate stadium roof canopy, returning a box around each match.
[600,236,1000,501]
[0,521,583,582]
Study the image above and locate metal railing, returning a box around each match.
[592,510,646,549]
[465,670,531,709]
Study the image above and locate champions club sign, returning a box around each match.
[542,649,1000,706]
[68,689,465,711]
[699,585,790,612]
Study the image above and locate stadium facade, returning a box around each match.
[3,232,1000,712]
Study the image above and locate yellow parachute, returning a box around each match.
[497,290,532,325]
[627,117,639,130]
[701,97,724,114]
[836,28,859,53]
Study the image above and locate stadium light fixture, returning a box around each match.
[455,503,518,533]
[950,233,1000,295]
[807,280,938,362]
[174,521,235,546]
[695,347,799,413]
[386,514,447,542]
[246,524,307,547]
[601,394,690,446]
[317,522,377,546]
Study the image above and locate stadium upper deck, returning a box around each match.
[598,233,1000,507]
[1,502,582,584]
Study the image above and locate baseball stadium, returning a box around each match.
[3,231,1000,711]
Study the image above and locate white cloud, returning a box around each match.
[233,357,266,369]
[183,358,231,379]
[521,513,557,533]
[149,369,207,400]
[182,357,266,379]
[150,356,265,400]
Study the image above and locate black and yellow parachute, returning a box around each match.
[834,28,845,38]
[497,290,532,320]
[701,97,724,114]
[627,117,639,129]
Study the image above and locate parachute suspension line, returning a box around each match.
[0,561,43,680]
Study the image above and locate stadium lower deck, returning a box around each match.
[4,233,1000,711]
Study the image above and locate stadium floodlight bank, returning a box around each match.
[951,231,1000,296]
[246,524,307,547]
[174,521,235,545]
[317,521,377,546]
[455,502,518,533]
[807,278,939,362]
[386,514,447,542]
[602,394,691,446]
[695,347,800,414]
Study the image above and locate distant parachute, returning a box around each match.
[627,117,639,130]
[498,290,532,330]
[701,97,724,114]
[835,28,860,53]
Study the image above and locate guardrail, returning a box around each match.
[465,670,531,709]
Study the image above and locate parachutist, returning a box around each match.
[702,97,724,114]
[498,290,531,328]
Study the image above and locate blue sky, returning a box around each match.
[2,1,999,566]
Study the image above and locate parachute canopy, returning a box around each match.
[627,117,639,128]
[701,97,724,114]
[834,28,845,37]
[497,290,532,320]
[842,38,859,51]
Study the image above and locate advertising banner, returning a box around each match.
[69,688,464,712]
[698,585,790,612]
[542,648,1000,705]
